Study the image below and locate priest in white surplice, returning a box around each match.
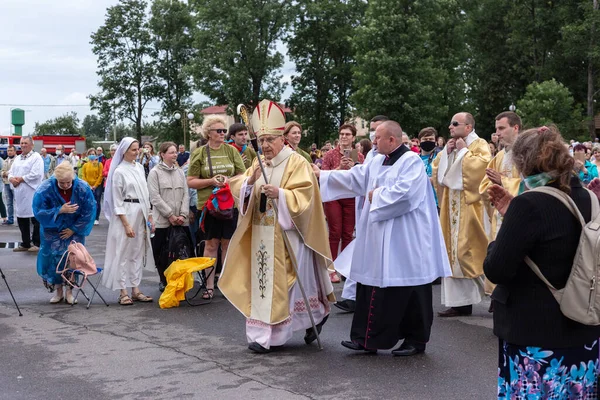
[9,136,44,252]
[219,100,335,354]
[316,121,451,356]
[432,113,491,317]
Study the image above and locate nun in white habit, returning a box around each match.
[101,137,155,305]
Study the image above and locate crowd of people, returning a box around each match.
[6,100,600,398]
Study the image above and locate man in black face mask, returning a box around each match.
[418,127,439,210]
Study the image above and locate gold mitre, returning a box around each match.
[251,99,286,137]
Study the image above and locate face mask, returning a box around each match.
[420,141,436,152]
[89,155,97,161]
[520,172,555,190]
[369,130,376,142]
[56,150,62,156]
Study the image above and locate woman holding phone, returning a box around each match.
[573,144,598,186]
[321,124,364,283]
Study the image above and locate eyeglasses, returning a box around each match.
[258,136,280,145]
[450,121,466,127]
[210,129,228,134]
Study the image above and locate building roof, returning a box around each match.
[200,104,293,114]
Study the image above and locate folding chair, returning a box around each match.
[185,239,223,306]
[56,251,109,309]
[69,267,109,309]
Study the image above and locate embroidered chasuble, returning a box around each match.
[432,133,491,279]
[220,148,334,327]
[478,149,521,241]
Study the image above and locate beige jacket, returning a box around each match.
[147,162,190,229]
[1,156,16,185]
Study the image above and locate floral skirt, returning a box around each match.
[498,339,600,399]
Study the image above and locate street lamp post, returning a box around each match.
[174,111,195,150]
[509,103,516,112]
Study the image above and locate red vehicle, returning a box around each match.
[32,134,86,156]
[0,134,86,158]
[0,135,22,158]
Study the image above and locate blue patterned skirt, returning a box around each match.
[498,339,600,399]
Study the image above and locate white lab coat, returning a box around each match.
[8,152,44,218]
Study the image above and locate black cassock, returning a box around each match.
[350,282,434,350]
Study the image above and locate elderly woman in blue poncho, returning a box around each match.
[33,161,96,304]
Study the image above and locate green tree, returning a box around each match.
[516,79,584,139]
[81,114,111,140]
[33,112,81,136]
[90,0,160,141]
[149,0,196,144]
[351,0,456,135]
[463,0,523,137]
[561,0,600,139]
[187,0,291,112]
[286,0,366,146]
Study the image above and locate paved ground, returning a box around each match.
[0,221,497,400]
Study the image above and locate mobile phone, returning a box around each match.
[343,149,351,158]
[574,152,586,162]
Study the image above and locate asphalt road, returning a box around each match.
[0,221,497,400]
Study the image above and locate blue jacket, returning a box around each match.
[579,160,598,185]
[33,177,96,285]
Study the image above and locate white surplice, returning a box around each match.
[102,162,155,291]
[320,150,451,288]
[8,152,44,218]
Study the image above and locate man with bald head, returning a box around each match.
[432,112,491,317]
[315,120,451,356]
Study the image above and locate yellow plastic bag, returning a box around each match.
[159,257,216,309]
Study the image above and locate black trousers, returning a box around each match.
[151,226,194,285]
[17,217,40,248]
[350,282,433,350]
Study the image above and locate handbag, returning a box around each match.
[204,146,234,220]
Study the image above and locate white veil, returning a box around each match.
[103,137,137,220]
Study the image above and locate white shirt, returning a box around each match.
[320,151,451,287]
[8,151,44,218]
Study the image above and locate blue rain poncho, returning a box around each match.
[33,177,96,286]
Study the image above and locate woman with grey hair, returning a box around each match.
[484,126,600,398]
[187,116,245,300]
[33,162,96,304]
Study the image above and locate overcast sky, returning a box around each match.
[0,0,293,136]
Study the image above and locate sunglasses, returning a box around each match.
[450,121,466,127]
[210,129,228,134]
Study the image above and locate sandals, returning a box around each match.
[202,288,214,300]
[118,294,134,306]
[131,292,153,302]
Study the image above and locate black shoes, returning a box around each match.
[248,342,272,353]
[392,342,425,357]
[341,340,377,353]
[159,282,166,292]
[437,306,472,317]
[334,299,356,313]
[304,315,328,344]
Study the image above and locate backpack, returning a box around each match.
[525,186,600,325]
[160,226,194,268]
[56,240,97,289]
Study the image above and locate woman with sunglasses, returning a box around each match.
[187,116,245,300]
